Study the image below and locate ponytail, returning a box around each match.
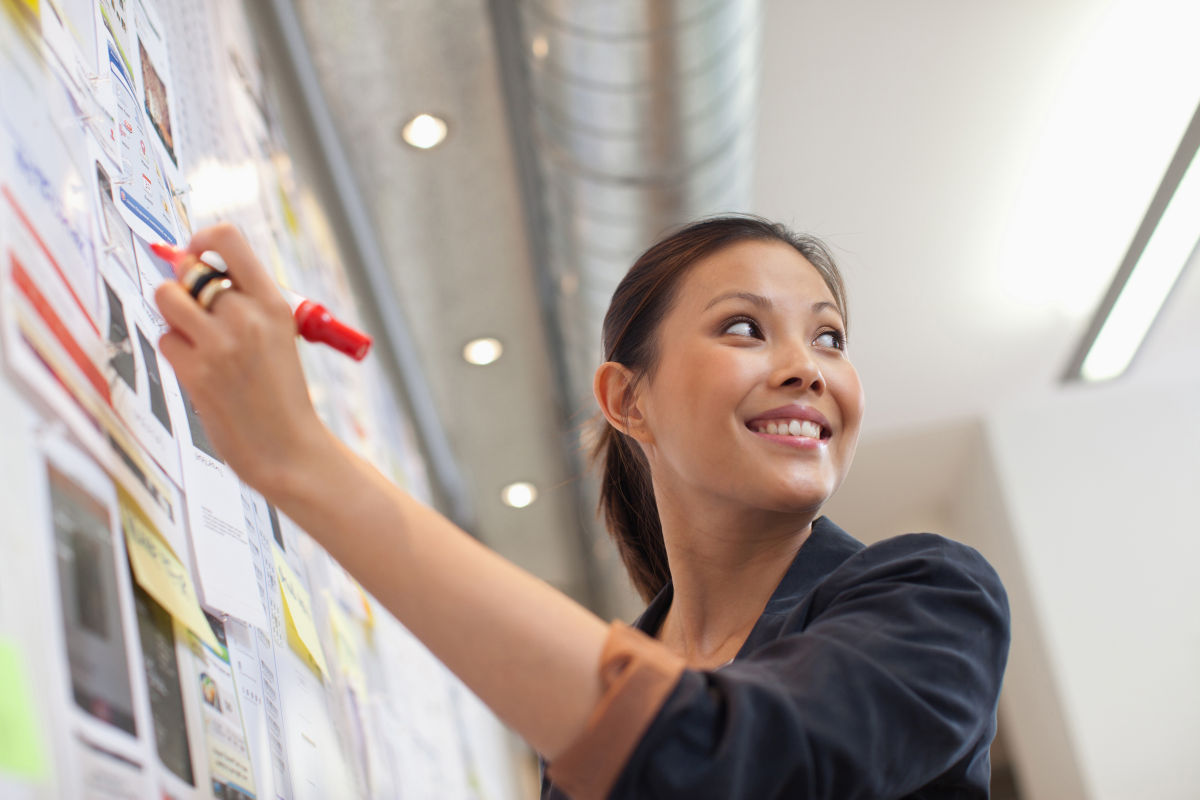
[593,423,670,602]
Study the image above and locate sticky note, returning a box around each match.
[120,490,222,653]
[273,549,329,680]
[356,582,375,630]
[277,184,299,236]
[0,637,47,779]
[325,593,366,696]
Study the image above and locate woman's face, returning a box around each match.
[635,239,864,518]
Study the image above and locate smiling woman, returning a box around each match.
[154,215,1009,800]
[592,221,861,607]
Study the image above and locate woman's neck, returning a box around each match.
[653,490,815,669]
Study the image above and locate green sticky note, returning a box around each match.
[0,637,47,779]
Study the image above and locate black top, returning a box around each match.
[542,517,1010,799]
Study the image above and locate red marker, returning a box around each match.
[150,242,372,361]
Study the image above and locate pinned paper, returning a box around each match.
[0,637,47,779]
[330,568,375,630]
[273,549,329,680]
[325,593,366,696]
[120,489,222,652]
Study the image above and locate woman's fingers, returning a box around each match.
[155,279,218,346]
[157,328,197,378]
[186,222,282,307]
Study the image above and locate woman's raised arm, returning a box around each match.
[154,223,617,761]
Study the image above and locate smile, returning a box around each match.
[748,419,829,440]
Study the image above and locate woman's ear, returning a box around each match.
[593,361,651,443]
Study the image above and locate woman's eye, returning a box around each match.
[814,329,846,350]
[723,318,761,338]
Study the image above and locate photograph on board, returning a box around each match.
[47,463,137,737]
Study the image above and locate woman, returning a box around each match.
[155,215,1009,799]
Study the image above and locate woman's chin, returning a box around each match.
[749,485,832,518]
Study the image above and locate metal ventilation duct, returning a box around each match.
[495,0,763,414]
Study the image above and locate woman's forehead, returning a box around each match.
[678,240,837,309]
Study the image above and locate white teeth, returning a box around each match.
[753,419,824,439]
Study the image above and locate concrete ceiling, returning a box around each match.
[289,0,1200,618]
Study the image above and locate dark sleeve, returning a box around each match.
[605,535,1010,799]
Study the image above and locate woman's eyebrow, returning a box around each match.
[704,293,841,320]
[703,290,771,311]
[812,300,840,317]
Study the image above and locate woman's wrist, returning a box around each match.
[257,418,346,511]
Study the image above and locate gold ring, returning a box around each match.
[196,277,235,311]
[180,262,217,296]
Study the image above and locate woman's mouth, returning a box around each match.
[747,419,828,440]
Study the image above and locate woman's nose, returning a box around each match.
[772,341,825,394]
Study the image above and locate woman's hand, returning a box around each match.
[154,223,332,496]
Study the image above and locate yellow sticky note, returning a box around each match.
[356,582,375,630]
[325,594,366,696]
[277,183,299,236]
[119,491,222,653]
[273,549,329,680]
[0,637,47,779]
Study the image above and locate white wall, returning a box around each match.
[948,427,1089,800]
[983,374,1200,800]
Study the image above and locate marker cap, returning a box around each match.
[293,300,372,361]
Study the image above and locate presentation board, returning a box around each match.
[0,2,519,798]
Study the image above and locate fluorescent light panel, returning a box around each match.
[1069,102,1200,382]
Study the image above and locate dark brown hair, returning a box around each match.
[592,215,848,602]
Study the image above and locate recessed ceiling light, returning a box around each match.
[531,35,549,59]
[462,337,503,365]
[501,482,537,509]
[401,113,448,149]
